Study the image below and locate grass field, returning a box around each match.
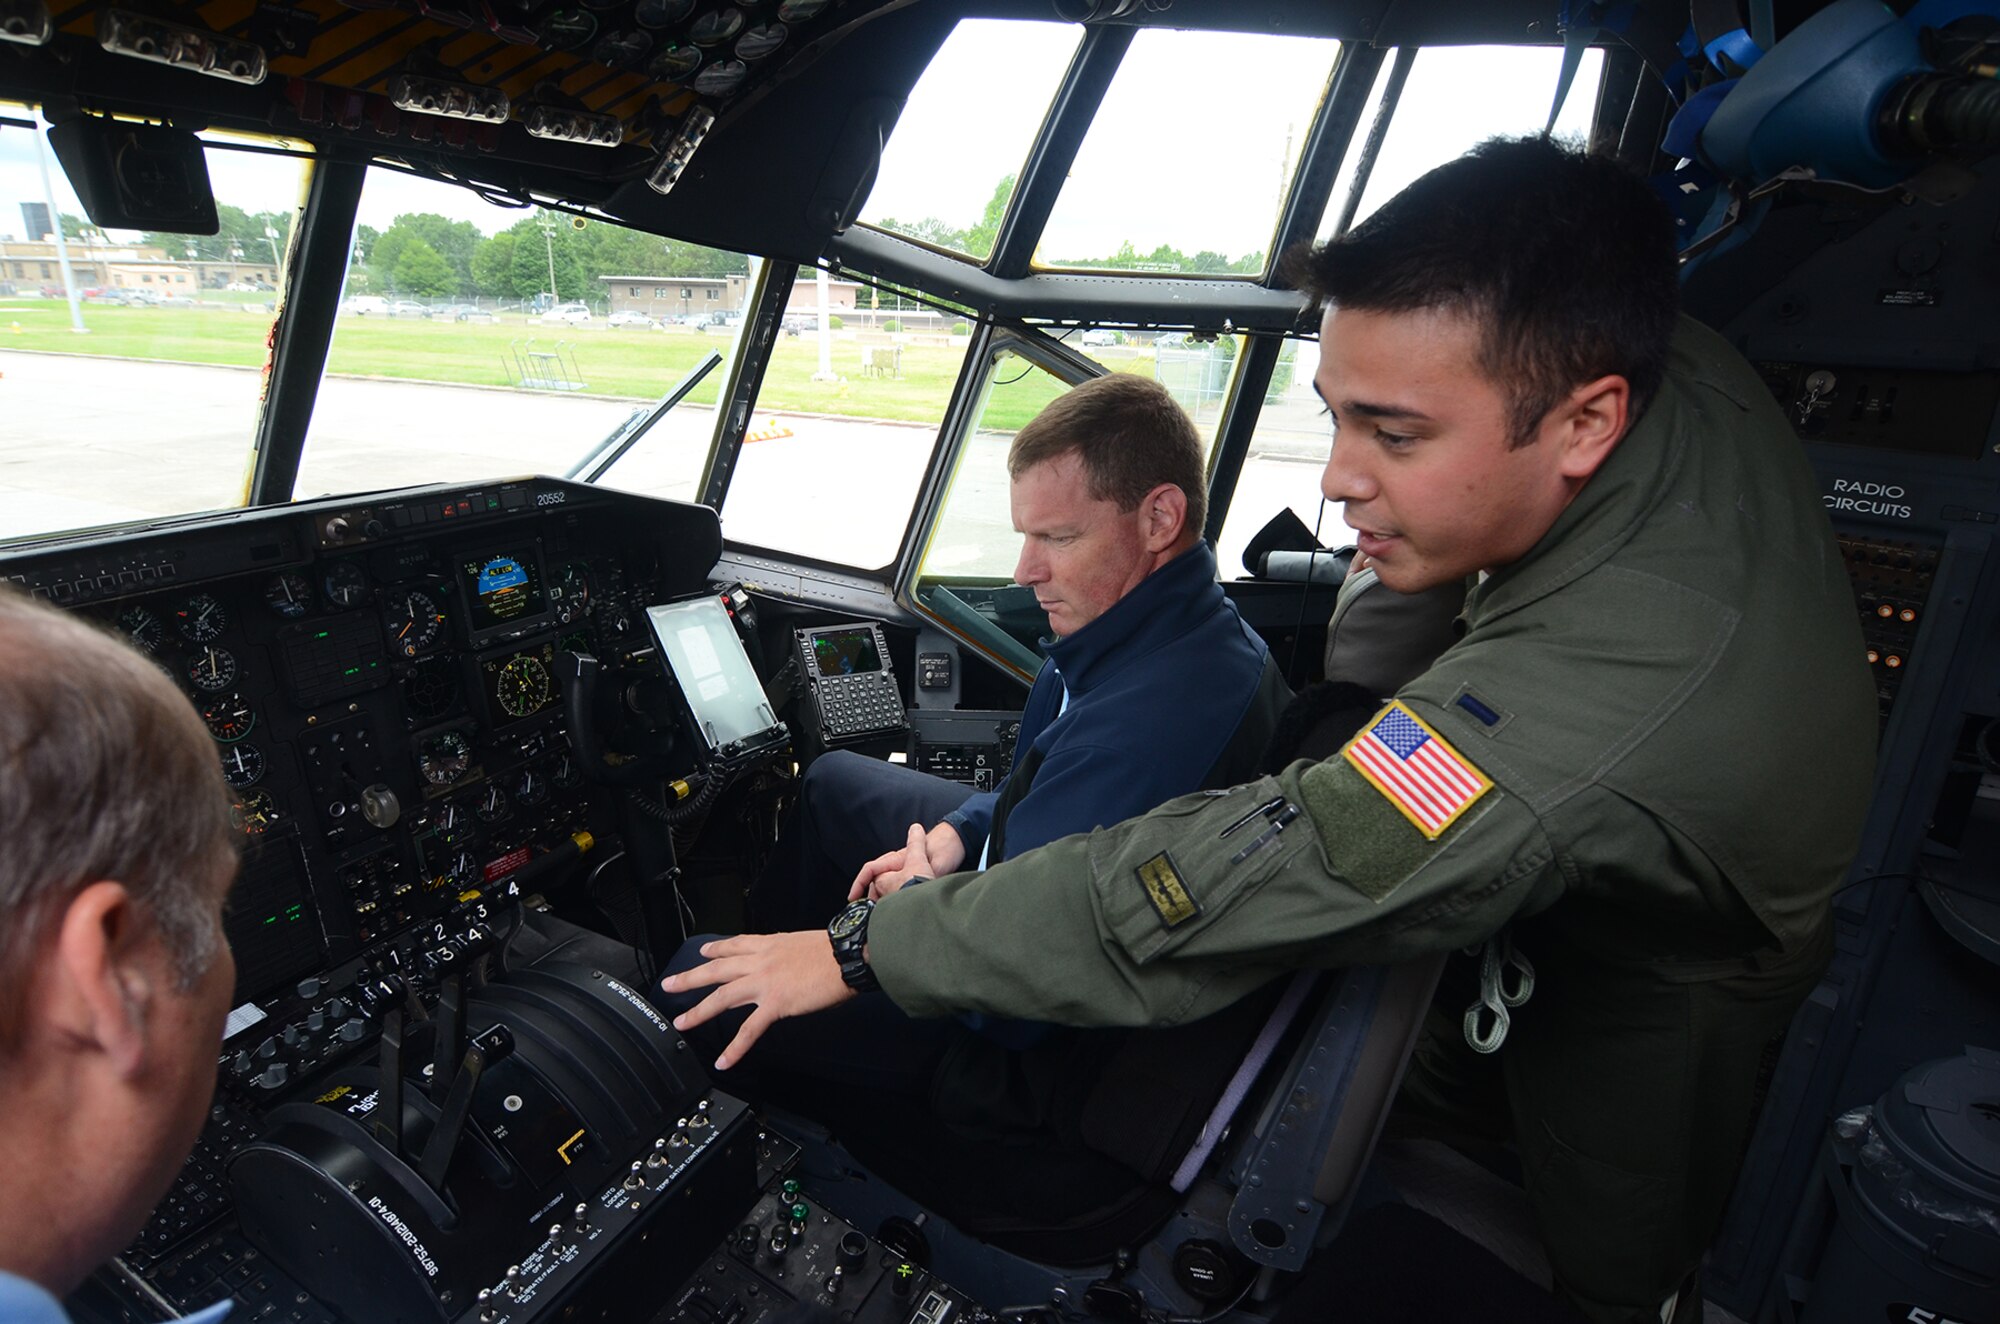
[0,301,1155,431]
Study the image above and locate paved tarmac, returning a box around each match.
[0,348,1337,573]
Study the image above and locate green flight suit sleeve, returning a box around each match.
[870,741,1568,1027]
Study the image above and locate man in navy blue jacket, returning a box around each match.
[661,373,1285,1179]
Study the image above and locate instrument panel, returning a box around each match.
[1,477,720,1011]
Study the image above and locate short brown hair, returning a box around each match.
[1281,136,1677,446]
[1008,373,1207,539]
[0,585,239,1053]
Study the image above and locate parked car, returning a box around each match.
[434,304,495,323]
[389,300,428,317]
[540,302,593,325]
[344,295,389,315]
[606,310,659,329]
[1079,328,1118,346]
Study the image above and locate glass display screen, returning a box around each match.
[460,549,548,634]
[808,626,882,677]
[646,596,779,757]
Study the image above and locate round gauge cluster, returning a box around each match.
[419,730,473,787]
[321,560,370,609]
[119,596,272,793]
[496,653,554,719]
[383,587,447,659]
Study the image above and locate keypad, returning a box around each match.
[816,671,905,737]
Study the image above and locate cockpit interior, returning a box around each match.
[2,2,1998,1323]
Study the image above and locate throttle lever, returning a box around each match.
[415,1026,515,1194]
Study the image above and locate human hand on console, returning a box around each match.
[661,931,855,1070]
[848,821,966,901]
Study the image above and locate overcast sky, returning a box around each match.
[0,22,1599,258]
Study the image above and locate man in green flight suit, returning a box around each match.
[664,137,1879,1323]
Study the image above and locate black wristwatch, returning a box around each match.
[828,899,880,994]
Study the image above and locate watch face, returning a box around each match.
[828,901,871,941]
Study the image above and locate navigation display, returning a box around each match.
[809,627,882,677]
[460,548,548,636]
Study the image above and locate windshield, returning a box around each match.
[294,166,744,505]
[0,117,306,543]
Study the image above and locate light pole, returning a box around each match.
[538,214,559,306]
[263,225,282,280]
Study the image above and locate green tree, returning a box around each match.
[507,213,586,300]
[874,215,967,251]
[470,231,518,297]
[369,213,478,296]
[961,173,1015,259]
[392,239,455,297]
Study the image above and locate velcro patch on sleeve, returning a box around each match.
[1341,701,1491,839]
[1298,703,1499,903]
[1135,851,1201,929]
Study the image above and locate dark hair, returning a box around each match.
[1008,373,1207,539]
[1282,136,1679,444]
[0,585,239,1053]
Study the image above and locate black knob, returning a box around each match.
[306,1012,327,1034]
[281,1025,305,1048]
[255,1036,279,1060]
[338,1018,368,1043]
[838,1231,868,1267]
[256,1062,290,1090]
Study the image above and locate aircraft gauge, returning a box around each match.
[118,606,164,654]
[496,654,553,719]
[219,743,266,789]
[174,593,228,643]
[418,730,472,786]
[383,588,445,658]
[201,692,256,743]
[264,571,312,618]
[231,789,280,835]
[322,560,370,609]
[187,645,238,693]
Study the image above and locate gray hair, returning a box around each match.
[0,584,239,1051]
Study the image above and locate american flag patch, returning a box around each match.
[1342,702,1492,839]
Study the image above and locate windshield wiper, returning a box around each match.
[566,349,725,483]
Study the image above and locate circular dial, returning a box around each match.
[418,730,472,786]
[475,783,511,823]
[201,691,257,743]
[264,571,312,618]
[775,0,831,20]
[550,563,593,625]
[231,789,279,835]
[828,902,870,941]
[173,593,228,643]
[322,561,370,609]
[736,21,787,61]
[118,606,165,654]
[693,58,747,96]
[186,645,238,693]
[550,752,582,790]
[649,43,702,79]
[514,768,549,806]
[432,802,478,847]
[689,8,742,45]
[401,656,461,723]
[219,743,266,789]
[539,6,597,50]
[443,850,481,891]
[382,588,444,658]
[592,28,651,66]
[496,655,553,719]
[634,0,693,27]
